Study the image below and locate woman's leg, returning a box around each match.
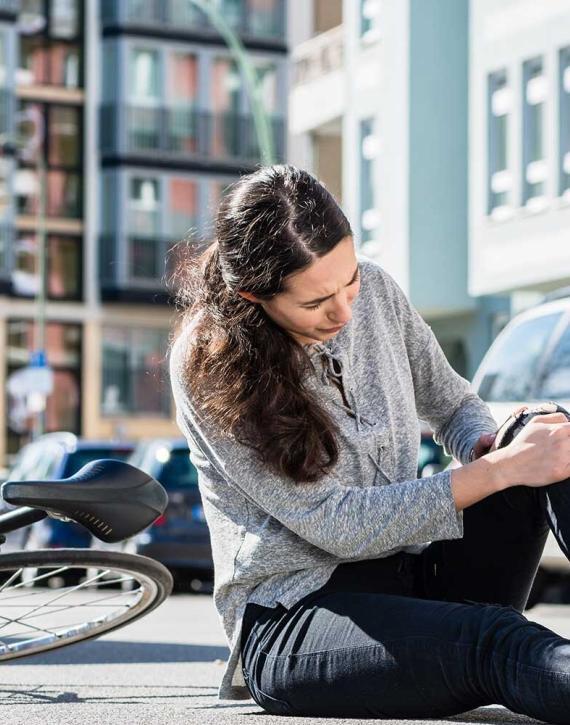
[241,587,570,722]
[418,483,552,610]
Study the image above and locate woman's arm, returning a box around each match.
[170,335,465,561]
[378,269,497,464]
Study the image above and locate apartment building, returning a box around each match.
[288,0,510,383]
[0,0,287,464]
[470,0,570,303]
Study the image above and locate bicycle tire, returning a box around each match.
[0,548,173,661]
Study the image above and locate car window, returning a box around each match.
[157,449,198,488]
[475,312,563,402]
[62,447,133,478]
[537,319,570,400]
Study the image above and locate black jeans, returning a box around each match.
[240,481,570,722]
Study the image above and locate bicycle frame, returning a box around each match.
[0,505,47,541]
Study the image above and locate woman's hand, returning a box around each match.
[495,410,570,488]
[471,406,529,461]
[471,432,498,460]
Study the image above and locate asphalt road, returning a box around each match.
[0,592,568,725]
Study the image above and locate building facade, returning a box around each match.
[288,0,511,385]
[0,0,287,465]
[470,0,570,305]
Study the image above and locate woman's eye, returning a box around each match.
[305,303,322,311]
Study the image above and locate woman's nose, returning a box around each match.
[329,295,352,324]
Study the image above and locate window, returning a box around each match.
[487,69,513,220]
[522,57,548,210]
[212,57,241,156]
[359,0,381,43]
[166,52,198,153]
[475,312,563,402]
[129,177,160,237]
[6,319,81,454]
[537,320,570,400]
[12,232,82,300]
[246,0,282,38]
[20,36,81,88]
[168,177,197,238]
[18,0,82,88]
[130,48,160,103]
[101,327,170,416]
[48,105,80,165]
[359,117,379,245]
[560,47,570,199]
[50,0,80,38]
[16,102,83,220]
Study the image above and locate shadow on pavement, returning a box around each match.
[8,640,229,666]
[447,706,542,724]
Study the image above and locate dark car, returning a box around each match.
[4,432,134,549]
[128,438,213,587]
[418,424,451,478]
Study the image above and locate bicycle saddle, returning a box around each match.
[0,460,168,543]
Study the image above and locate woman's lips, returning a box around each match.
[320,323,345,332]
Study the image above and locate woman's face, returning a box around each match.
[239,236,361,346]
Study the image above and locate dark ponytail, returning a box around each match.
[171,165,352,483]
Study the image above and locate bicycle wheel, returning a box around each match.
[0,548,173,661]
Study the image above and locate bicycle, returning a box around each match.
[0,458,174,661]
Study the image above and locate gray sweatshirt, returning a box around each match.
[168,256,497,701]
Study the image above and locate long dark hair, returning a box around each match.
[171,164,353,483]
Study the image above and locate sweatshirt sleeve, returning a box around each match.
[169,332,464,561]
[379,269,498,464]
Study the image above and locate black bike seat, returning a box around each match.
[1,460,168,543]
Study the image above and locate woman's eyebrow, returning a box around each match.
[299,264,360,306]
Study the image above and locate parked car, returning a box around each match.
[128,438,213,589]
[4,432,134,550]
[469,289,570,603]
[418,425,452,477]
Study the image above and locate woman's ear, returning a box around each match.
[237,290,260,304]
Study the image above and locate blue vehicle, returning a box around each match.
[128,438,213,587]
[5,432,134,549]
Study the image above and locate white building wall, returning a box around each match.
[470,0,570,296]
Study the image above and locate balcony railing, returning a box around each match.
[100,233,186,300]
[0,0,19,17]
[292,25,344,86]
[100,104,285,165]
[100,0,286,42]
[0,225,13,286]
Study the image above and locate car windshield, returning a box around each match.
[157,449,198,488]
[476,312,563,402]
[62,448,133,478]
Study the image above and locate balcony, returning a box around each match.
[100,232,184,303]
[0,0,19,19]
[0,225,13,294]
[100,0,286,46]
[100,104,285,168]
[289,25,345,134]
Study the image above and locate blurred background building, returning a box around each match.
[0,0,287,464]
[0,0,569,467]
[289,0,570,383]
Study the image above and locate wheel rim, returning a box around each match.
[0,561,159,659]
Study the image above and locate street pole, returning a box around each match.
[190,0,276,165]
[34,136,47,437]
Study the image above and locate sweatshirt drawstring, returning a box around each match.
[310,343,392,483]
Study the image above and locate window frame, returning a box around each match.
[100,325,171,418]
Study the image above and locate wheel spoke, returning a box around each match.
[19,589,141,622]
[0,551,170,660]
[0,569,24,592]
[17,569,112,621]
